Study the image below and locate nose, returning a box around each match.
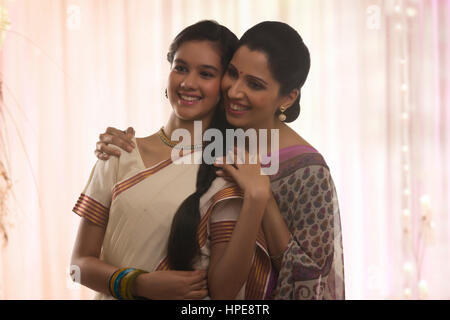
[180,72,198,91]
[226,79,245,100]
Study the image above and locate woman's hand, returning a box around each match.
[95,127,136,160]
[132,270,208,300]
[214,148,271,201]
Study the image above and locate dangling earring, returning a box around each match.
[165,89,168,99]
[278,106,287,122]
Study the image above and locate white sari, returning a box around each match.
[73,138,202,299]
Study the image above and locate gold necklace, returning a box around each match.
[158,127,203,150]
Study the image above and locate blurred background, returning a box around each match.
[0,0,449,299]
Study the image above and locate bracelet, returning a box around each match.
[270,249,286,261]
[121,269,148,300]
[269,237,293,261]
[108,268,148,300]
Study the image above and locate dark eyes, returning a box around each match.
[174,65,215,79]
[248,81,263,90]
[227,67,264,90]
[200,71,214,78]
[174,65,187,72]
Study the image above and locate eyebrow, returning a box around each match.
[229,63,268,86]
[174,58,220,73]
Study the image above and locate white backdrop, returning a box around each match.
[0,0,449,299]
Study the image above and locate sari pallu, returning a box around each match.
[270,145,345,300]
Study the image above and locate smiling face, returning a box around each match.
[221,45,296,130]
[167,40,223,127]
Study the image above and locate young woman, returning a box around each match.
[70,20,239,300]
[96,22,345,300]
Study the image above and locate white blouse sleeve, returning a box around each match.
[72,158,118,228]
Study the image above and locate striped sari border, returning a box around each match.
[73,193,109,228]
[210,221,271,299]
[203,185,272,299]
[155,257,170,271]
[245,246,272,299]
[197,186,244,247]
[210,221,236,245]
[112,158,172,201]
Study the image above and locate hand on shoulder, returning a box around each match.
[95,127,136,160]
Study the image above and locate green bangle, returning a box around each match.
[121,269,148,300]
[109,268,129,299]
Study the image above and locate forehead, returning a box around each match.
[230,46,274,81]
[174,40,222,67]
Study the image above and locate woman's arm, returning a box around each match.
[216,170,291,271]
[260,194,291,271]
[209,151,271,299]
[207,191,269,300]
[71,218,208,299]
[70,218,120,295]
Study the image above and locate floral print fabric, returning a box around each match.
[270,150,345,300]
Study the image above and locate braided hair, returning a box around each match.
[166,21,238,270]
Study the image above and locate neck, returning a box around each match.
[240,119,283,154]
[164,113,211,145]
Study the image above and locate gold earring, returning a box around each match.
[278,107,286,122]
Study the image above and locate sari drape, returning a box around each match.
[270,145,345,299]
[73,138,202,299]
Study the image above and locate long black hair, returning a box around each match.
[238,21,311,122]
[166,21,237,270]
[167,21,311,270]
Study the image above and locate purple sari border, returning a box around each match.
[277,145,319,163]
[267,144,318,158]
[264,268,279,299]
[270,150,329,182]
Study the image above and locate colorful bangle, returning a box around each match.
[114,268,135,299]
[109,268,134,299]
[108,268,126,299]
[108,267,148,300]
[121,269,148,300]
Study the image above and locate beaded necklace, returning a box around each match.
[158,127,203,150]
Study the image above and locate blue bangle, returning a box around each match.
[113,268,135,299]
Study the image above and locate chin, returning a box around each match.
[174,108,212,123]
[225,114,249,129]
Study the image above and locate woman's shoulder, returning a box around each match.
[279,123,313,148]
[277,124,323,159]
[135,133,161,156]
[271,141,330,182]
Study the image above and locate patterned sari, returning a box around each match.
[198,145,345,300]
[270,145,345,299]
